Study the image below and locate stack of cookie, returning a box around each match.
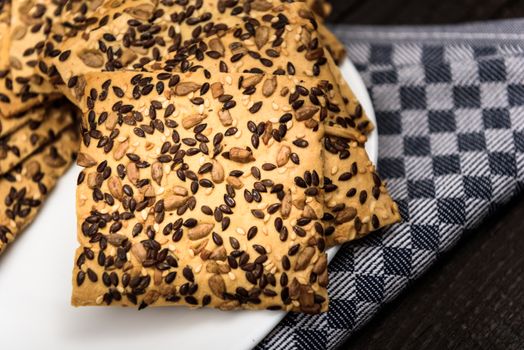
[0,0,400,313]
[0,0,80,254]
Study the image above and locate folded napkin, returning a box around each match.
[258,19,524,349]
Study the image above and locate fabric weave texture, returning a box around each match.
[258,19,524,350]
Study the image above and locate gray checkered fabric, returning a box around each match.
[258,20,524,350]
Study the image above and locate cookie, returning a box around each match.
[72,69,329,313]
[319,51,399,245]
[0,99,77,175]
[322,136,401,246]
[8,0,61,95]
[0,0,49,118]
[0,125,79,255]
[150,1,369,137]
[324,50,373,134]
[42,0,158,83]
[45,0,368,140]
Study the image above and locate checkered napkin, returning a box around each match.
[258,19,524,349]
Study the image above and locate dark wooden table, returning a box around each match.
[327,1,524,349]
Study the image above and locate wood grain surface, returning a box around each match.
[329,1,524,349]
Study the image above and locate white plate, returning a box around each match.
[0,58,377,350]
